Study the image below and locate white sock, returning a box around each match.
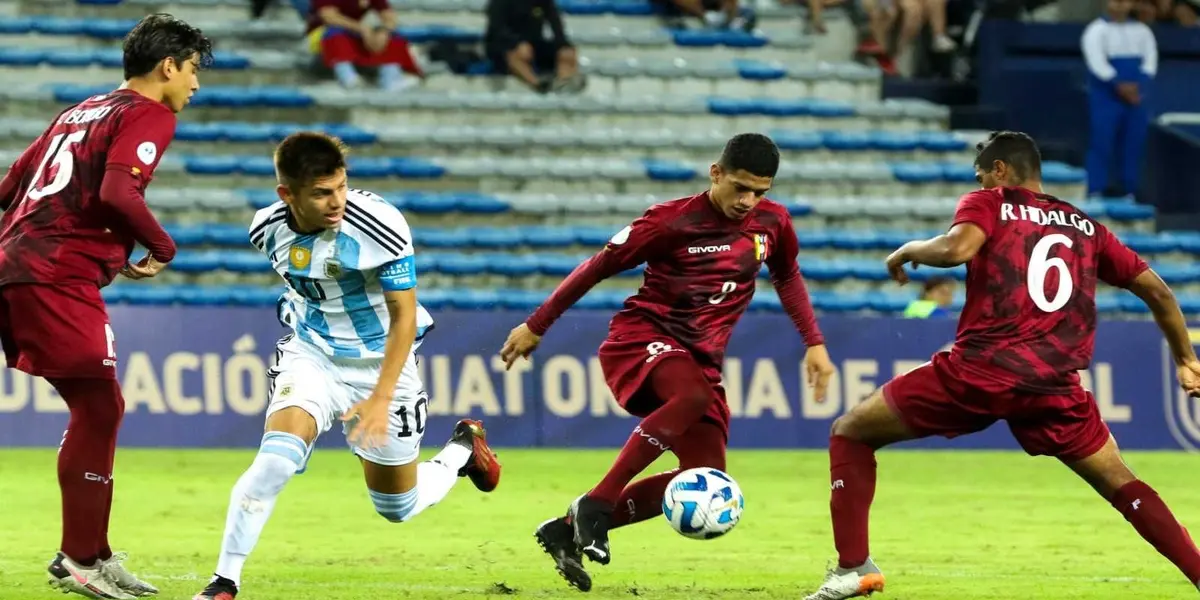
[214,432,305,586]
[409,444,472,519]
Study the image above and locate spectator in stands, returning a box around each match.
[903,277,955,318]
[651,0,754,31]
[306,0,422,91]
[486,0,585,94]
[1082,0,1157,198]
[251,0,310,19]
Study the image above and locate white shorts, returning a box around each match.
[265,334,428,469]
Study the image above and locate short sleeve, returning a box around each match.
[1098,227,1150,288]
[951,189,999,238]
[106,102,176,187]
[379,256,416,291]
[346,194,413,268]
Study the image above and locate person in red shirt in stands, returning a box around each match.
[306,0,422,91]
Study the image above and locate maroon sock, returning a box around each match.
[589,358,716,505]
[52,378,125,566]
[611,471,677,529]
[1111,480,1200,585]
[830,435,877,569]
[97,479,114,561]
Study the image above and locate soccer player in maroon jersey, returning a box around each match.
[500,133,836,591]
[0,14,211,600]
[802,131,1200,600]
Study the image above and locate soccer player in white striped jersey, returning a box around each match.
[193,132,502,600]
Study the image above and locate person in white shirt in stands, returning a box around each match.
[1082,0,1158,199]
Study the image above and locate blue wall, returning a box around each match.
[3,308,1199,452]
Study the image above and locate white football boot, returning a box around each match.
[803,558,886,600]
[47,552,137,600]
[100,553,159,596]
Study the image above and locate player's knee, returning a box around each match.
[370,488,419,523]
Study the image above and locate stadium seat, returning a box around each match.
[122,286,178,306]
[205,224,250,247]
[176,285,235,306]
[171,251,224,274]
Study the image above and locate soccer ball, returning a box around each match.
[661,467,744,540]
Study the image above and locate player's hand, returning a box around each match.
[500,323,541,370]
[885,244,917,285]
[341,393,391,450]
[1176,359,1200,398]
[120,254,168,280]
[804,344,835,402]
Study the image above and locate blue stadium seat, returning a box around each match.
[84,19,138,39]
[243,189,279,210]
[0,48,46,66]
[1041,162,1086,184]
[575,226,618,247]
[673,29,725,47]
[240,156,277,177]
[44,49,95,67]
[193,86,259,108]
[210,51,251,70]
[891,162,943,183]
[466,227,523,249]
[205,224,250,247]
[404,193,457,213]
[176,285,234,306]
[229,286,284,307]
[749,292,783,312]
[171,251,224,274]
[1105,203,1155,221]
[455,192,510,214]
[1095,293,1123,314]
[413,252,439,273]
[771,129,823,151]
[1154,263,1200,285]
[222,252,271,274]
[918,132,968,152]
[392,158,446,179]
[827,230,877,251]
[721,31,769,48]
[419,228,472,249]
[1178,294,1200,315]
[558,0,612,15]
[320,123,378,145]
[30,16,87,35]
[175,122,225,142]
[941,162,978,183]
[101,286,127,304]
[0,16,34,34]
[450,289,502,310]
[122,286,178,306]
[644,159,698,181]
[501,289,550,311]
[185,156,238,175]
[521,226,577,248]
[823,131,872,152]
[814,291,869,312]
[1119,293,1150,314]
[871,131,921,152]
[412,288,447,311]
[163,224,207,247]
[577,290,627,310]
[347,157,394,179]
[94,48,123,68]
[611,0,655,15]
[908,265,967,281]
[785,200,814,216]
[489,254,541,277]
[1120,233,1177,254]
[807,99,856,118]
[436,254,488,276]
[758,99,811,117]
[537,254,584,275]
[735,59,786,81]
[800,261,849,282]
[797,229,832,249]
[847,259,890,281]
[707,97,758,116]
[223,122,276,143]
[868,292,912,313]
[258,87,314,108]
[1168,231,1200,254]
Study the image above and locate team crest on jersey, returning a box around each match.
[324,259,342,279]
[752,234,769,261]
[289,246,312,270]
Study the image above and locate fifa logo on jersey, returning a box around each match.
[1165,331,1200,451]
[752,234,769,262]
[289,247,311,270]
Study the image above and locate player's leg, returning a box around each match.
[572,355,719,565]
[1065,438,1200,588]
[806,357,994,600]
[356,415,500,525]
[1011,389,1200,589]
[609,419,728,530]
[195,338,328,600]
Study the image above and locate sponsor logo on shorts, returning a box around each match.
[1165,332,1200,451]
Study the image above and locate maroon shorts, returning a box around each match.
[0,283,117,380]
[883,352,1110,462]
[597,329,731,441]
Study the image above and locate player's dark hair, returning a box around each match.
[974,131,1042,182]
[274,132,349,192]
[123,14,213,80]
[717,133,780,178]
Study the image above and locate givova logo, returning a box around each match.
[1164,329,1200,450]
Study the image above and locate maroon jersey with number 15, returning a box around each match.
[0,89,177,288]
[950,187,1148,393]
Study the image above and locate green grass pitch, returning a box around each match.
[1,448,1197,599]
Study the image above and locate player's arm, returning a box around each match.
[316,0,367,34]
[767,217,834,399]
[887,190,993,283]
[104,104,179,276]
[343,256,418,448]
[500,213,667,368]
[374,0,399,30]
[544,0,570,46]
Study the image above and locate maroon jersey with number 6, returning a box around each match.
[949,187,1148,393]
[0,89,177,288]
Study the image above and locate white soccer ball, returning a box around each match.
[662,467,744,540]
